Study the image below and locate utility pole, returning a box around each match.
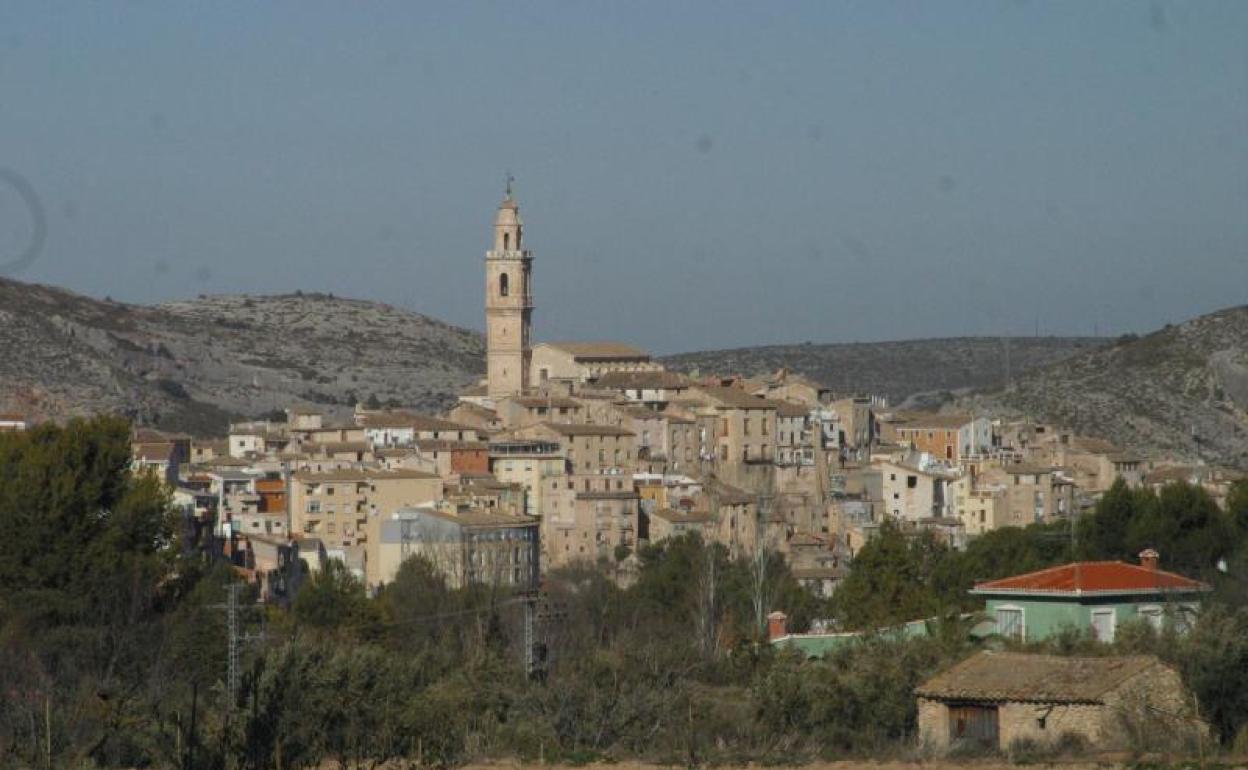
[215,583,264,709]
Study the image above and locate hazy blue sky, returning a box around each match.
[1,2,1245,353]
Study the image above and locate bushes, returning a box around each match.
[752,636,969,758]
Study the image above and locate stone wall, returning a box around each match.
[998,702,1104,749]
[1101,662,1203,751]
[919,661,1202,755]
[916,698,950,750]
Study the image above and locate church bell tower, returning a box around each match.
[485,179,533,398]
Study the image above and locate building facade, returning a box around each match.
[485,185,534,398]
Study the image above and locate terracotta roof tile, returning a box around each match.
[972,561,1209,596]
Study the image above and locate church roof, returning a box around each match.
[541,341,651,361]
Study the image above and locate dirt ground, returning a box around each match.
[453,759,1248,770]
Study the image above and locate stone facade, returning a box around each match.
[917,653,1199,753]
[485,189,533,398]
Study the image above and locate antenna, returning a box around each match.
[1003,337,1012,391]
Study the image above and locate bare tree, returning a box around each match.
[693,540,720,658]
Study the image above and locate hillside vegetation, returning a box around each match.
[0,278,484,433]
[663,336,1104,405]
[958,306,1248,468]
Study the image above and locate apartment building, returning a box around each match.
[289,468,442,550]
[373,506,540,589]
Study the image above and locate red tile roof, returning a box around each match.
[972,561,1209,597]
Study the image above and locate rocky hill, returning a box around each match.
[663,337,1105,405]
[956,307,1248,468]
[0,278,484,435]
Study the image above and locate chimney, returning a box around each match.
[767,611,788,641]
[1139,548,1159,570]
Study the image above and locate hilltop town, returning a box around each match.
[86,189,1240,598]
[3,190,1247,765]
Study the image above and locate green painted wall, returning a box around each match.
[983,594,1199,642]
[774,617,937,658]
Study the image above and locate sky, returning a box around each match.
[0,2,1245,354]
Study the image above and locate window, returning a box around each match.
[503,232,510,250]
[907,475,917,489]
[1139,605,1164,632]
[743,418,751,436]
[499,272,510,296]
[996,606,1024,640]
[1090,608,1116,642]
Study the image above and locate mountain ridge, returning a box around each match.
[955,305,1248,468]
[0,277,485,434]
[3,277,1243,467]
[662,336,1107,406]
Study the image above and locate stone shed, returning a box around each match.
[916,651,1198,753]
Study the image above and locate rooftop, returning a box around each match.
[916,651,1165,704]
[651,508,711,524]
[542,341,651,361]
[539,422,634,437]
[292,468,439,482]
[357,411,475,433]
[507,395,582,409]
[891,412,973,429]
[695,385,785,410]
[595,370,691,389]
[972,560,1210,597]
[774,400,811,418]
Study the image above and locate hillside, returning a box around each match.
[0,278,484,434]
[663,337,1105,405]
[956,307,1248,468]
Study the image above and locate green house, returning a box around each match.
[971,550,1210,643]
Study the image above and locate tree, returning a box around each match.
[292,560,379,635]
[831,521,944,630]
[0,416,185,767]
[1078,478,1145,561]
[0,416,177,620]
[1225,480,1248,542]
[1174,606,1248,744]
[1128,482,1233,577]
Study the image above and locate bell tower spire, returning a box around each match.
[485,178,533,398]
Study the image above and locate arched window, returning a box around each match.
[503,232,511,250]
[499,273,509,296]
